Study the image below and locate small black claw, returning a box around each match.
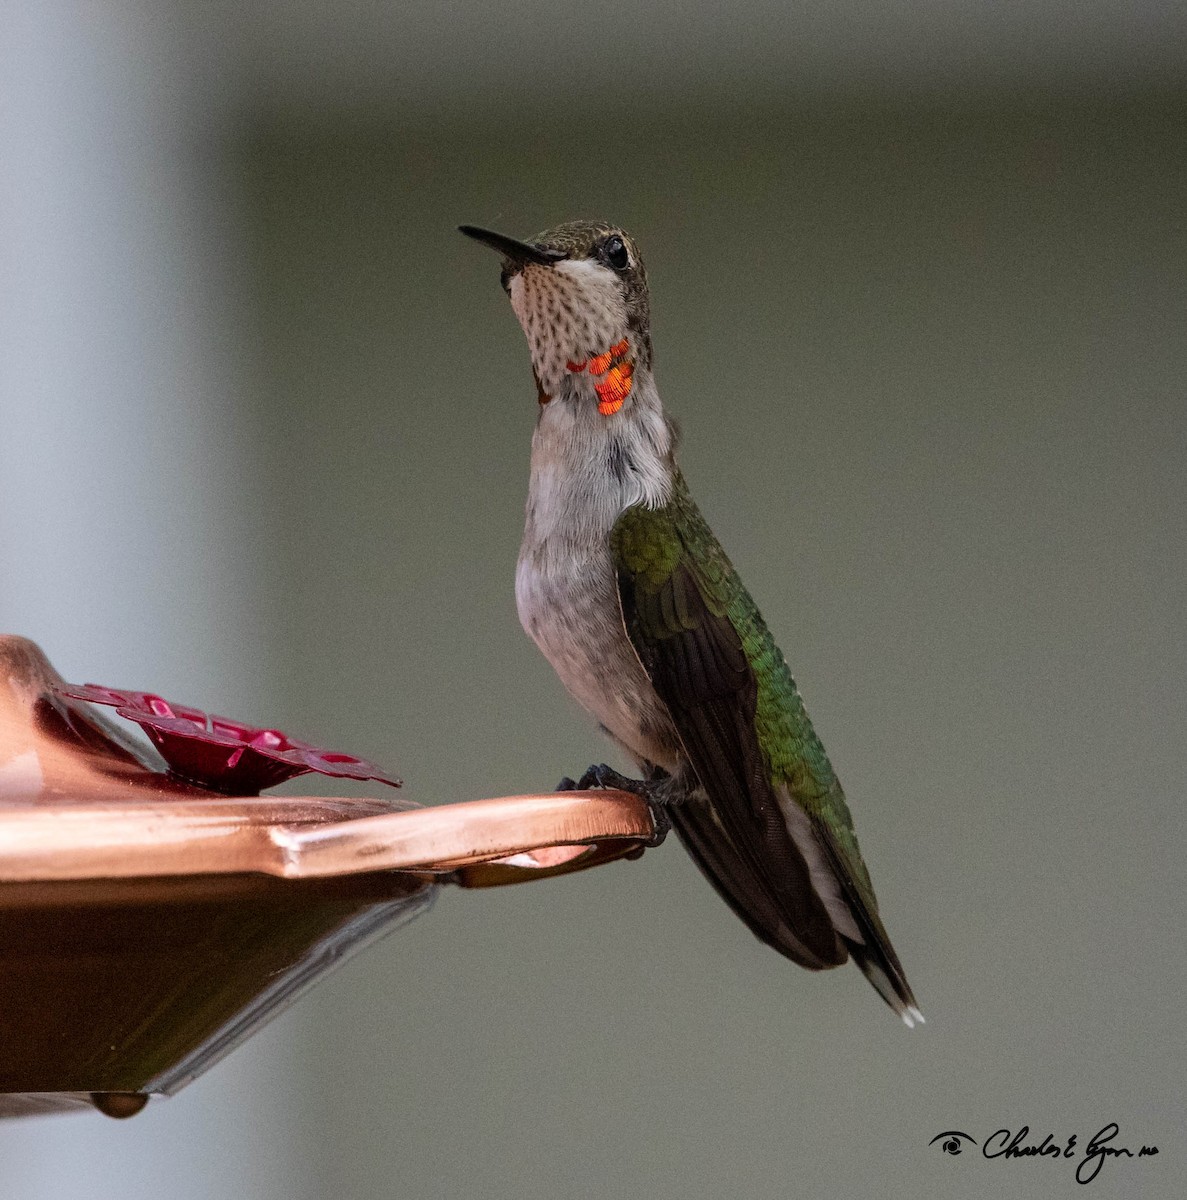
[555,776,579,792]
[564,763,670,848]
[573,763,645,795]
[574,764,607,791]
[643,797,671,848]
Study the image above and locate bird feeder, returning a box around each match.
[0,635,654,1119]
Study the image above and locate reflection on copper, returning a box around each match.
[0,636,656,1119]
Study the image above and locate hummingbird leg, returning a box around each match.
[555,762,674,848]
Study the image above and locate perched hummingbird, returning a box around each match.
[460,220,922,1025]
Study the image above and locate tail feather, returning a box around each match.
[846,937,924,1027]
[813,825,922,1024]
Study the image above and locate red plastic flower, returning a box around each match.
[53,683,401,796]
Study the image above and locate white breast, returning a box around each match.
[515,540,681,773]
[515,374,682,772]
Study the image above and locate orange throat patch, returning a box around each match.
[566,338,634,415]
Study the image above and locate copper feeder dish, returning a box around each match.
[0,636,655,1119]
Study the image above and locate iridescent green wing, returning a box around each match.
[611,479,842,968]
[613,473,918,1016]
[701,505,917,1013]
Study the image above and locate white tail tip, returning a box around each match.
[901,1005,926,1028]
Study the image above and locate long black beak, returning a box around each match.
[458,225,566,267]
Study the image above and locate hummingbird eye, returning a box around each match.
[601,235,629,271]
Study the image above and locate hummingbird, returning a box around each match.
[460,220,922,1025]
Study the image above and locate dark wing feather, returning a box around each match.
[617,555,845,969]
[668,796,833,968]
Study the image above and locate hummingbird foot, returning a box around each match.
[555,763,672,847]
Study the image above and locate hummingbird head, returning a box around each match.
[459,220,652,416]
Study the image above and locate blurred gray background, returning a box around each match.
[1,2,1184,1198]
